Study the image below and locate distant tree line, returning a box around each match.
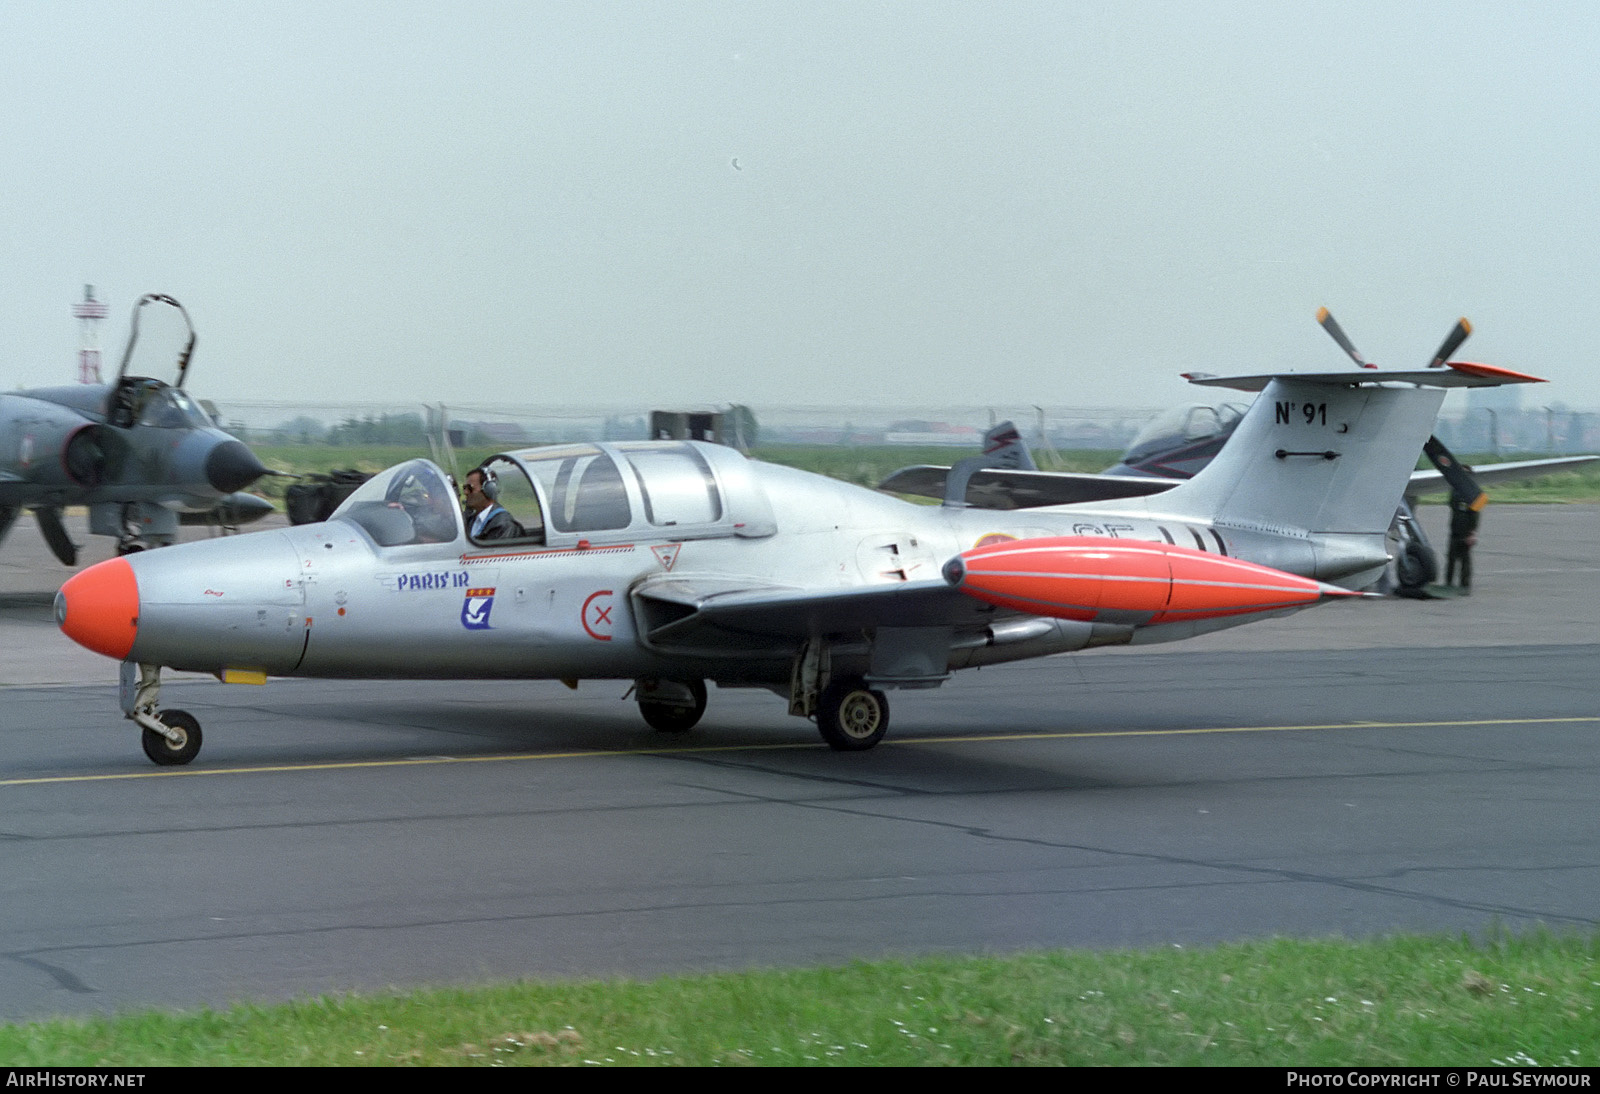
[326,413,429,445]
[255,413,429,446]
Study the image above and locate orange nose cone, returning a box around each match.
[55,557,140,660]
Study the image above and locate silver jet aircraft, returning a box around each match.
[1,294,269,564]
[56,352,1541,766]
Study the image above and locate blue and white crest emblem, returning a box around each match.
[461,587,495,630]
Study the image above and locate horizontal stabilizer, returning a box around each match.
[1186,360,1545,393]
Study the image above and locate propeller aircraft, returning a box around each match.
[55,323,1546,766]
[1,293,270,566]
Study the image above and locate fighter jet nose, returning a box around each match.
[206,440,268,494]
[56,558,140,660]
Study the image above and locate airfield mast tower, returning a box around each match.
[72,283,108,384]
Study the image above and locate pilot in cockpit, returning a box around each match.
[461,466,519,540]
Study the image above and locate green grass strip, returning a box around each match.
[4,932,1597,1066]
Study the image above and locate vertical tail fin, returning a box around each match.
[943,420,1037,507]
[1151,362,1542,535]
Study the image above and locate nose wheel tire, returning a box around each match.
[816,677,889,751]
[140,710,202,766]
[638,678,707,733]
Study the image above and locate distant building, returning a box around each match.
[883,420,982,446]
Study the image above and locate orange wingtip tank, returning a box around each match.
[945,536,1359,624]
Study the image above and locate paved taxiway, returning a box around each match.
[1,504,1597,1020]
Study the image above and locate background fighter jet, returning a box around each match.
[57,345,1545,766]
[0,293,270,565]
[880,312,1598,595]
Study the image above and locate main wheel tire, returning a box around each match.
[638,678,707,733]
[140,710,202,766]
[816,677,889,751]
[1394,539,1437,591]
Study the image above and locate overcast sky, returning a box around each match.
[3,1,1597,415]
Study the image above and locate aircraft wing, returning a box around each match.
[631,574,998,654]
[1408,454,1599,495]
[878,465,1177,509]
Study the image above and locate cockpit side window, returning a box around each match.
[471,456,546,545]
[1183,406,1223,440]
[621,444,722,526]
[525,448,632,533]
[137,391,185,428]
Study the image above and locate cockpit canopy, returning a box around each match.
[107,378,216,431]
[136,385,215,429]
[333,460,462,547]
[1121,402,1249,465]
[330,441,776,551]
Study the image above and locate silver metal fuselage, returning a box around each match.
[111,436,1390,687]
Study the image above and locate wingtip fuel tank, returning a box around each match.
[945,536,1360,624]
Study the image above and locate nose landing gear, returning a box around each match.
[122,661,204,766]
[138,710,202,766]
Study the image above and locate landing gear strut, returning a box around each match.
[122,661,204,766]
[117,504,152,556]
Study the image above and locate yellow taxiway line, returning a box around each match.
[5,715,1597,788]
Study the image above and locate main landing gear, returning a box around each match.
[631,670,894,752]
[789,641,893,751]
[123,662,204,766]
[814,676,890,751]
[635,677,707,733]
